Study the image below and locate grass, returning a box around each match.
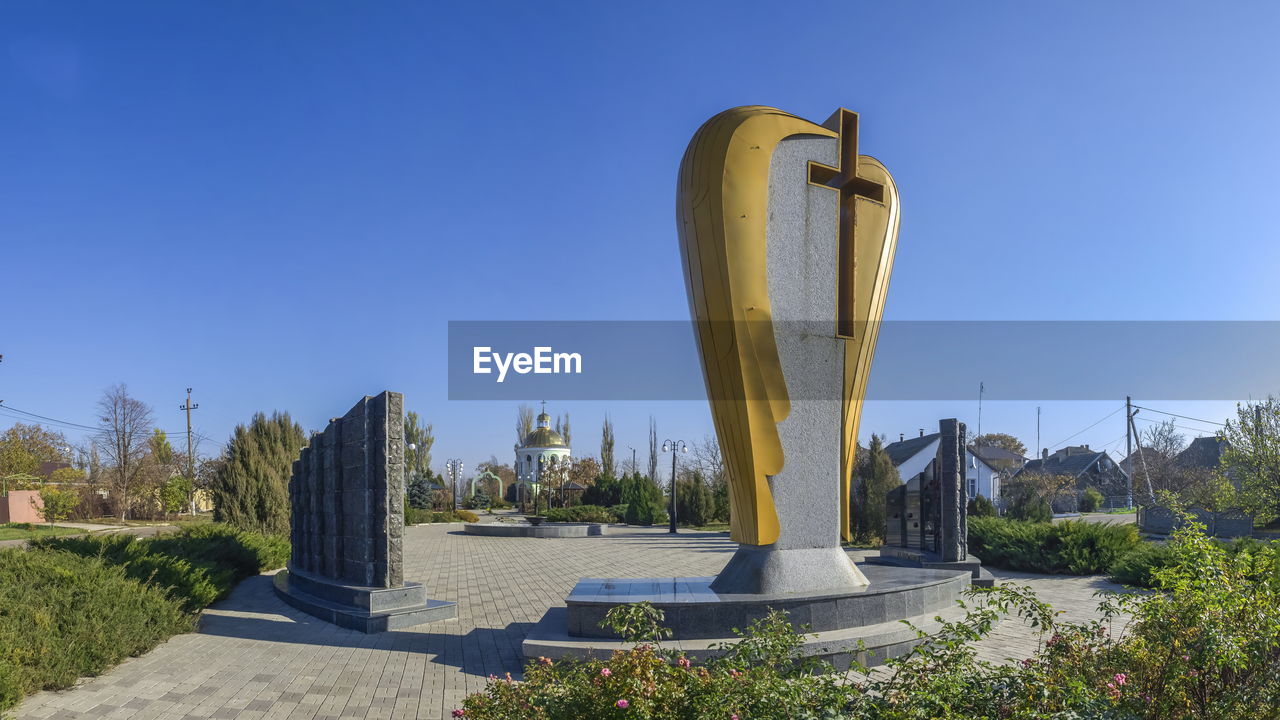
[686,521,730,532]
[0,523,81,542]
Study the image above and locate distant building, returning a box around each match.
[882,430,1005,502]
[1012,445,1130,508]
[1174,436,1229,471]
[513,404,572,502]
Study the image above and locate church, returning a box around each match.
[513,403,572,502]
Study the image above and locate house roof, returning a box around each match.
[1174,436,1228,470]
[969,445,1026,464]
[883,433,940,467]
[1014,448,1122,480]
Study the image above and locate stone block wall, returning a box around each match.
[289,391,404,588]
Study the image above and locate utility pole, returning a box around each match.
[1125,396,1134,509]
[1036,406,1041,459]
[627,446,637,476]
[1127,399,1153,504]
[977,382,984,443]
[180,388,199,515]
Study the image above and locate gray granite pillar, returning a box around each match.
[709,134,870,595]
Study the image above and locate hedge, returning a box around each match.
[542,505,618,523]
[32,524,290,609]
[968,516,1140,574]
[404,507,480,525]
[1,523,286,714]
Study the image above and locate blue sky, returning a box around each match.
[2,1,1276,475]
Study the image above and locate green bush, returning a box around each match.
[32,523,289,609]
[1110,536,1280,588]
[0,548,193,714]
[967,495,997,517]
[543,505,618,523]
[968,516,1140,574]
[1110,541,1176,587]
[1080,486,1104,513]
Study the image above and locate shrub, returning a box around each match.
[1110,541,1176,587]
[968,516,1140,574]
[968,495,997,517]
[543,505,618,523]
[1080,486,1105,513]
[32,523,288,609]
[0,548,192,714]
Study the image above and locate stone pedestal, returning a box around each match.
[525,563,971,669]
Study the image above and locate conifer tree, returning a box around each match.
[211,411,306,536]
[851,435,900,543]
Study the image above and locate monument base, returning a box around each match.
[524,563,971,668]
[710,544,870,595]
[870,547,995,588]
[273,567,456,633]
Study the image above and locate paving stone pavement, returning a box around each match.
[16,522,1131,720]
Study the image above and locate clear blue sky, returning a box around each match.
[3,1,1277,476]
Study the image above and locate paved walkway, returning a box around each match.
[16,524,1129,720]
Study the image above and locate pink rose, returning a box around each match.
[451,710,465,718]
[677,657,691,669]
[600,668,612,677]
[616,699,629,709]
[1114,673,1127,686]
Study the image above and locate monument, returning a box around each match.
[873,418,994,587]
[273,391,457,632]
[525,107,975,667]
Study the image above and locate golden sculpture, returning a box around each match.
[676,106,901,545]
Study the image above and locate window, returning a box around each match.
[968,478,977,499]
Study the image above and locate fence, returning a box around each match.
[1137,505,1253,539]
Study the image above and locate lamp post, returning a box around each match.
[445,459,463,510]
[661,439,687,534]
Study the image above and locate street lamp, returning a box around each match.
[444,459,463,510]
[661,439,687,534]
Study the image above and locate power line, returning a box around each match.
[0,402,190,437]
[1131,404,1225,427]
[1133,415,1220,436]
[1045,406,1124,449]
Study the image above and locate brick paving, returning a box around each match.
[15,519,1131,720]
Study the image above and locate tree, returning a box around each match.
[404,411,435,481]
[211,411,306,536]
[95,384,155,520]
[675,470,713,527]
[1128,419,1188,500]
[516,404,535,443]
[0,422,70,477]
[36,486,79,524]
[621,472,662,526]
[1220,397,1280,524]
[1005,473,1075,521]
[407,470,441,510]
[647,417,658,485]
[160,476,191,517]
[970,432,1028,458]
[600,415,616,479]
[567,457,601,493]
[850,435,900,543]
[561,413,571,447]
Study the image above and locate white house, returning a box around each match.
[512,404,572,502]
[882,431,1005,502]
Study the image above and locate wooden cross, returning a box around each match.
[808,109,886,339]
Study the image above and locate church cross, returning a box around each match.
[807,109,886,339]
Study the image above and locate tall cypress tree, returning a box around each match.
[851,435,901,543]
[212,411,306,536]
